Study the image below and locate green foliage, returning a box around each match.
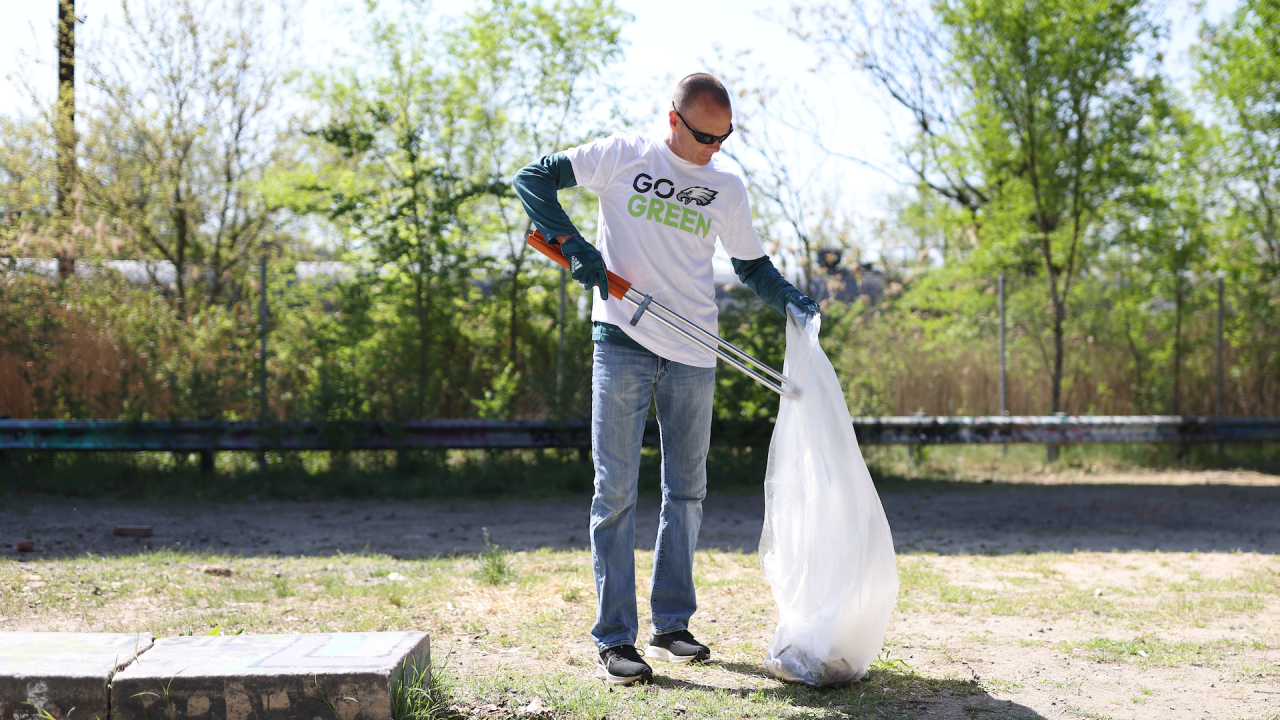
[1191,0,1280,412]
[390,654,455,720]
[0,271,258,420]
[0,116,55,235]
[793,0,1279,417]
[477,528,516,585]
[713,289,788,422]
[932,0,1164,411]
[4,0,1280,467]
[472,364,522,419]
[77,0,301,312]
[273,0,626,420]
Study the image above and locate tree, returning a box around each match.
[80,0,301,312]
[1193,0,1280,414]
[294,0,504,418]
[794,1,988,217]
[800,0,1164,412]
[1103,103,1213,414]
[295,0,626,418]
[452,0,627,370]
[1195,0,1280,274]
[0,117,57,253]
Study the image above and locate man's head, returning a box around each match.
[666,73,733,166]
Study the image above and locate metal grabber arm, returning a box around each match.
[526,230,793,397]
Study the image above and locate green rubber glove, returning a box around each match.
[559,234,610,300]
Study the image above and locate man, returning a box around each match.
[513,73,818,685]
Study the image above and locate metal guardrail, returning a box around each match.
[0,416,1277,452]
[849,415,1280,445]
[0,419,591,452]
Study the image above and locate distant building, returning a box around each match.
[711,248,885,310]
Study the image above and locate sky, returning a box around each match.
[1,0,1236,258]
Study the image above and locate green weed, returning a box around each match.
[390,654,455,720]
[559,583,583,603]
[476,529,515,585]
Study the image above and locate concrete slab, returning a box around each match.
[0,632,154,720]
[111,632,430,720]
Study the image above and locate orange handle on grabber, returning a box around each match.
[526,230,632,300]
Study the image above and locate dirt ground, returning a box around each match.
[4,469,1279,559]
[3,469,1280,720]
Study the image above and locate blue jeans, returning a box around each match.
[589,342,715,651]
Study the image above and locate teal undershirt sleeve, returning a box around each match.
[732,256,800,315]
[511,152,579,241]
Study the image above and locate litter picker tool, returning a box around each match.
[527,230,793,397]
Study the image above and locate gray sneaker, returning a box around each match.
[645,629,710,663]
[596,645,654,685]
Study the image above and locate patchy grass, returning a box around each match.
[1053,636,1246,667]
[2,547,1278,719]
[0,548,993,718]
[449,658,984,720]
[894,552,1280,629]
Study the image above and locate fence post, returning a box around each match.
[258,254,269,471]
[557,266,566,411]
[907,410,927,466]
[1216,276,1225,456]
[998,271,1006,416]
[1046,411,1066,463]
[999,272,1007,456]
[196,414,215,478]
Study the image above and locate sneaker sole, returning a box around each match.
[595,663,652,685]
[645,645,709,663]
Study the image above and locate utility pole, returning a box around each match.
[55,0,77,280]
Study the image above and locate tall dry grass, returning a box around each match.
[826,301,1277,418]
[0,273,257,420]
[0,310,134,418]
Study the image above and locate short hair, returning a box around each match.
[673,74,731,113]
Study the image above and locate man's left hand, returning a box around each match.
[787,290,820,316]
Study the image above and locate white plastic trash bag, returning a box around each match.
[759,307,899,686]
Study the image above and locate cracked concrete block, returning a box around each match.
[111,632,430,720]
[0,632,154,720]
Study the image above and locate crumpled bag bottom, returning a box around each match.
[765,646,865,687]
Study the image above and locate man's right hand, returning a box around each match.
[556,234,610,300]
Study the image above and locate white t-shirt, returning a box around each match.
[564,133,766,368]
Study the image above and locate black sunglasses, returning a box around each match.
[672,103,733,145]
